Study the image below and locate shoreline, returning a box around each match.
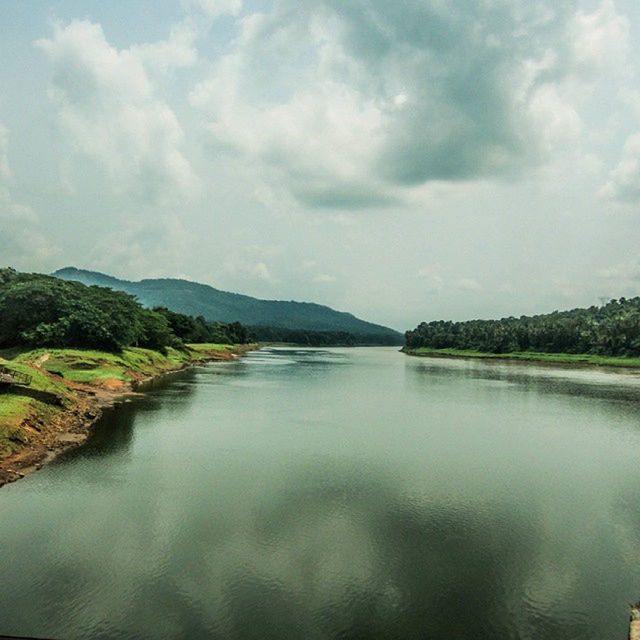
[0,343,257,488]
[401,347,640,372]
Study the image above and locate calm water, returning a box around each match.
[1,347,640,639]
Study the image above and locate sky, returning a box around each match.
[1,0,640,331]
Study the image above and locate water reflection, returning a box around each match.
[56,368,201,463]
[0,348,639,639]
[0,463,621,640]
[408,356,640,414]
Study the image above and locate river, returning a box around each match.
[1,347,639,639]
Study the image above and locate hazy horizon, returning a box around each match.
[2,0,640,330]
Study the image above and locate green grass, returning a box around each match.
[186,343,234,353]
[403,347,640,368]
[0,394,56,457]
[0,396,35,455]
[4,344,242,386]
[1,354,74,458]
[0,395,35,426]
[8,347,201,384]
[0,343,249,460]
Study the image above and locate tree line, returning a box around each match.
[0,268,251,352]
[248,326,357,346]
[248,326,402,346]
[405,297,640,357]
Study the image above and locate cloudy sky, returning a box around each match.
[1,0,640,330]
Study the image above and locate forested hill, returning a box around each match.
[405,297,640,356]
[0,268,250,352]
[53,268,403,345]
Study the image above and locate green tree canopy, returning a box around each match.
[0,269,251,352]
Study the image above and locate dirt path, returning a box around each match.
[32,352,50,368]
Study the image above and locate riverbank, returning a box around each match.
[0,343,256,487]
[402,347,640,369]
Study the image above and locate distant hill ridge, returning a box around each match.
[53,267,403,343]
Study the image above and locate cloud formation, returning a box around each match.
[602,133,640,202]
[2,0,639,326]
[35,0,633,211]
[456,278,483,293]
[417,266,444,293]
[189,0,624,208]
[312,273,336,284]
[37,20,198,202]
[568,0,629,75]
[0,126,56,266]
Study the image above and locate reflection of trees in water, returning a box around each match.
[135,366,200,394]
[59,368,200,462]
[75,402,138,458]
[408,359,640,415]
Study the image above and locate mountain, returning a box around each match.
[53,268,403,344]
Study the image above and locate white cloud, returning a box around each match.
[312,273,336,283]
[620,89,640,120]
[0,126,57,266]
[327,214,357,227]
[37,20,198,202]
[189,30,394,208]
[186,0,243,21]
[131,24,199,75]
[224,257,275,283]
[528,83,583,152]
[83,213,195,278]
[0,189,35,223]
[601,132,640,202]
[188,0,627,209]
[568,0,630,76]
[250,262,272,281]
[418,266,444,293]
[134,0,243,74]
[2,0,638,328]
[456,278,483,292]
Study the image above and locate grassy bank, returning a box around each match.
[0,343,254,482]
[10,344,242,384]
[402,347,640,368]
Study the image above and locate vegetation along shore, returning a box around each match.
[404,296,640,369]
[402,347,640,369]
[0,268,255,486]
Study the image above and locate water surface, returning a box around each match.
[1,347,639,639]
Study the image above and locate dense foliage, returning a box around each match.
[405,298,640,357]
[249,326,357,346]
[0,269,250,352]
[249,326,403,346]
[54,267,403,343]
[153,307,250,345]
